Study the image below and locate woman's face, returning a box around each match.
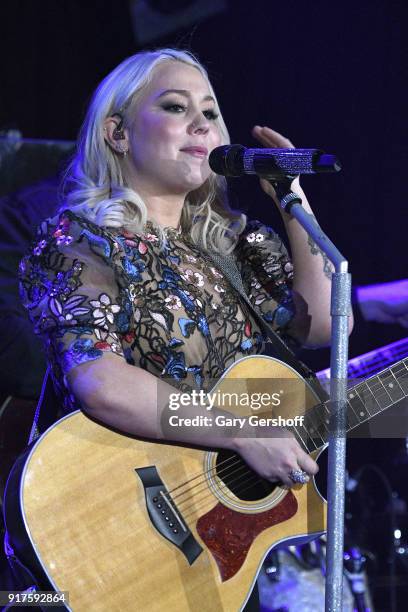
[126,61,223,196]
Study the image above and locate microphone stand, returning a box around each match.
[269,177,351,612]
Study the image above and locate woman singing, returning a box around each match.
[19,48,351,610]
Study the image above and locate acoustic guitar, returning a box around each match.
[4,354,408,611]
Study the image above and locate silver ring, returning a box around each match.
[289,468,310,484]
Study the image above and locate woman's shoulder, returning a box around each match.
[36,209,116,243]
[27,209,136,263]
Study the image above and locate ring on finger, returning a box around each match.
[289,468,310,485]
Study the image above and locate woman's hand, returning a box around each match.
[250,123,345,346]
[232,427,318,487]
[251,125,300,201]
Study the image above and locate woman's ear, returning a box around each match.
[103,116,129,155]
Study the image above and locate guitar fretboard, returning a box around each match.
[294,357,408,453]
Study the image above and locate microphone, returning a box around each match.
[209,144,342,178]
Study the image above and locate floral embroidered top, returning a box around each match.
[19,210,295,413]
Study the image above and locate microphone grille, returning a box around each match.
[209,145,246,176]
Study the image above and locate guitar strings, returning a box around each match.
[171,460,250,506]
[183,471,270,518]
[163,423,311,499]
[180,378,405,520]
[165,455,278,516]
[163,413,322,499]
[180,467,268,521]
[160,448,258,506]
[178,465,260,515]
[181,469,278,523]
[164,452,241,497]
[181,477,267,524]
[164,454,253,506]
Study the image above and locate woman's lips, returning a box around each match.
[180,147,208,158]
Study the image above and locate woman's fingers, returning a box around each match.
[234,430,317,487]
[252,125,294,149]
[252,125,274,146]
[296,451,319,476]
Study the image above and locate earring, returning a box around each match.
[115,142,128,156]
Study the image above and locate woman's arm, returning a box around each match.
[68,352,318,487]
[252,126,354,348]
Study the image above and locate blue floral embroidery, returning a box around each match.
[274,305,293,327]
[55,325,95,337]
[163,351,186,380]
[159,266,184,291]
[81,229,112,259]
[115,299,133,333]
[122,257,145,282]
[175,289,196,313]
[240,338,253,352]
[61,338,103,373]
[197,313,210,336]
[169,338,184,348]
[178,318,196,338]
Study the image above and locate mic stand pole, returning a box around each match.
[269,177,351,612]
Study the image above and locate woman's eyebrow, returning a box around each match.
[156,88,215,103]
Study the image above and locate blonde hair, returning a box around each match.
[61,48,246,253]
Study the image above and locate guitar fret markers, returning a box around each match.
[300,358,408,451]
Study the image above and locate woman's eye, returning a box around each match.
[203,109,219,121]
[162,103,218,121]
[163,103,186,113]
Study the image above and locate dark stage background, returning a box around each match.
[0,1,407,608]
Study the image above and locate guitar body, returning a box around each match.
[4,356,328,611]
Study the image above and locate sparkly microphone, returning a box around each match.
[209,144,341,178]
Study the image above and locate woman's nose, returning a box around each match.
[188,113,210,135]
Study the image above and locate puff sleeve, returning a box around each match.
[19,211,134,409]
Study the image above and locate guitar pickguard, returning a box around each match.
[196,491,298,581]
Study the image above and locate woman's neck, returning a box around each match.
[145,196,184,229]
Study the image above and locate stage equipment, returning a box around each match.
[0,133,74,196]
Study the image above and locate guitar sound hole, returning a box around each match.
[215,450,276,501]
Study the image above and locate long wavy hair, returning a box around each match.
[61,48,246,253]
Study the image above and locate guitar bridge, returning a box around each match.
[136,466,202,565]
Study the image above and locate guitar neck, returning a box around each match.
[298,356,408,453]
